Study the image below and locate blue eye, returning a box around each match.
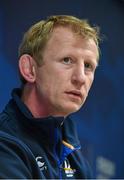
[63,57,72,64]
[84,62,93,70]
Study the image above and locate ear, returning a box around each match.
[19,54,36,83]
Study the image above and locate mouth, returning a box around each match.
[65,90,83,100]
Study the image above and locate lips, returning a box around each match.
[65,90,83,100]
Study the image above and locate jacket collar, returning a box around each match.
[6,88,81,158]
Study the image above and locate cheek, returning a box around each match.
[87,76,94,91]
[36,72,52,96]
[90,77,94,87]
[37,67,69,96]
[42,77,60,96]
[49,75,68,99]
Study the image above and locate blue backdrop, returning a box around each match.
[0,0,124,178]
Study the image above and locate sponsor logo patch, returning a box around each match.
[63,158,76,177]
[36,156,47,171]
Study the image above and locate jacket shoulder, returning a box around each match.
[0,131,41,178]
[0,111,10,126]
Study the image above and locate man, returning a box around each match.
[0,15,100,179]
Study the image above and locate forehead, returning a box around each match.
[49,26,80,44]
[45,27,99,60]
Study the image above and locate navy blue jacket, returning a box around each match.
[0,88,92,179]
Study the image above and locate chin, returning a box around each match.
[62,105,81,116]
[53,102,82,116]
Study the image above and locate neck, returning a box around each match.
[21,83,51,118]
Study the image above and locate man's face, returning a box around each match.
[35,27,98,117]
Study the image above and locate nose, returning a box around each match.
[71,65,86,88]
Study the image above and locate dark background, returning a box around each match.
[0,0,124,178]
